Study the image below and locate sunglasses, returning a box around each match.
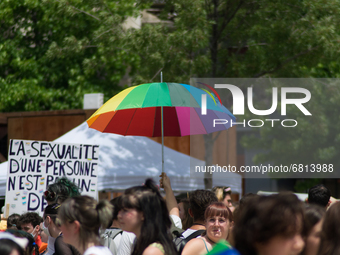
[44,190,56,200]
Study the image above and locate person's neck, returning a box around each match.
[134,230,141,239]
[50,225,61,239]
[76,240,100,254]
[205,235,217,245]
[110,220,121,229]
[190,221,206,230]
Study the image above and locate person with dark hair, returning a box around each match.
[0,238,25,255]
[57,195,113,255]
[17,212,46,253]
[233,193,305,255]
[307,184,331,208]
[44,177,81,205]
[317,201,340,255]
[7,213,21,230]
[182,202,233,255]
[0,232,28,255]
[181,190,218,238]
[118,178,177,255]
[6,229,39,255]
[229,193,258,247]
[301,204,325,255]
[232,193,258,223]
[178,199,193,231]
[43,203,80,255]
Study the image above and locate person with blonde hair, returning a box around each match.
[57,195,113,255]
[212,186,234,211]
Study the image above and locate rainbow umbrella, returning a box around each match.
[87,82,235,171]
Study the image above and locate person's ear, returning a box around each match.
[229,221,235,229]
[140,212,145,221]
[327,200,331,208]
[73,220,80,234]
[188,208,194,218]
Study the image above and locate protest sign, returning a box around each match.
[5,139,99,216]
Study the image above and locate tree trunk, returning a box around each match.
[211,0,219,77]
[203,0,219,189]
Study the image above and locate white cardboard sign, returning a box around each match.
[5,139,99,216]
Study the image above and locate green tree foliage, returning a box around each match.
[0,0,149,111]
[130,0,340,82]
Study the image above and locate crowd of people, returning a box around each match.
[0,175,337,255]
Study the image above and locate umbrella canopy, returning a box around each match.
[87,82,235,137]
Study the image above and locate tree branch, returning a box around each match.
[88,28,114,45]
[54,0,100,21]
[150,67,164,82]
[228,43,268,48]
[83,45,100,48]
[253,46,320,78]
[217,0,244,39]
[101,0,115,18]
[205,0,213,19]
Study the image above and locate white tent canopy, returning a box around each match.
[0,122,242,196]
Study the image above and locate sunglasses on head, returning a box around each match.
[44,190,56,200]
[55,217,62,227]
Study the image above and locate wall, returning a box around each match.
[0,109,95,162]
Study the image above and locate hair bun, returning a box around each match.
[144,179,158,193]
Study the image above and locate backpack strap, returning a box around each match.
[110,229,123,240]
[184,229,205,242]
[104,229,123,250]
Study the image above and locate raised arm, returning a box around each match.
[159,173,179,217]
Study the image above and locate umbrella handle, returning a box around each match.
[161,105,164,173]
[161,73,164,173]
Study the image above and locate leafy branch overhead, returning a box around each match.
[0,0,150,111]
[133,0,340,82]
[2,0,340,112]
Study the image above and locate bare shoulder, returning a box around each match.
[142,246,164,255]
[182,238,207,255]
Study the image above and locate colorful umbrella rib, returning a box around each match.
[87,82,235,137]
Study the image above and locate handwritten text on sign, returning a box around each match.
[6,139,99,215]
